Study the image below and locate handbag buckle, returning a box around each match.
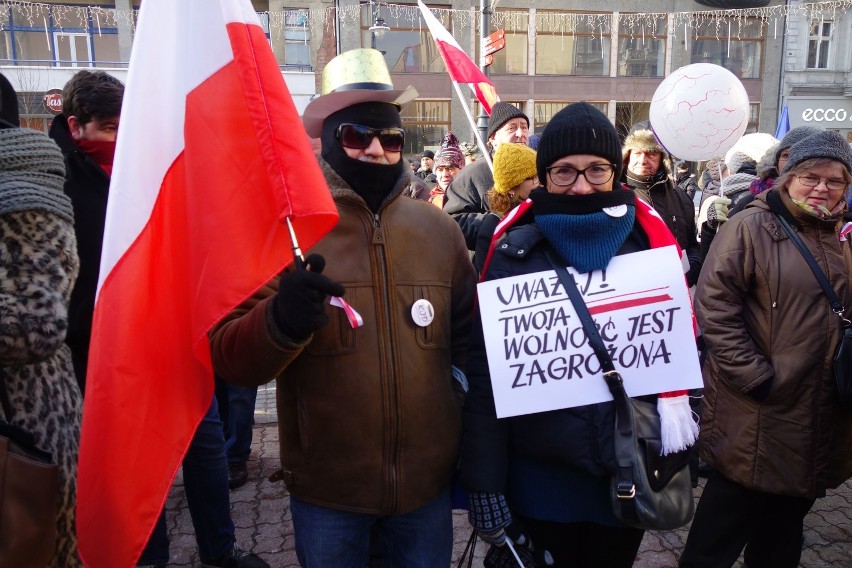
[616,482,636,500]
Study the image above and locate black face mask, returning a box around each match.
[321,102,405,213]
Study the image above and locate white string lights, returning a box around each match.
[0,0,849,45]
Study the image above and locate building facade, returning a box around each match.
[782,0,852,142]
[0,0,791,160]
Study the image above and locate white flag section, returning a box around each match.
[477,246,702,418]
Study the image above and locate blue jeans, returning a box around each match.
[290,488,452,568]
[137,396,235,564]
[215,377,258,463]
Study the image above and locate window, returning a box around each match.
[400,100,450,155]
[534,101,607,132]
[690,18,763,79]
[490,9,528,75]
[258,10,310,68]
[283,9,310,67]
[615,101,650,139]
[746,103,759,134]
[617,15,665,77]
[807,19,831,69]
[362,4,449,73]
[535,12,611,76]
[54,33,91,67]
[0,5,120,66]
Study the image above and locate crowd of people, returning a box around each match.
[3,45,852,568]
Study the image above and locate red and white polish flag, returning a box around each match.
[75,1,338,566]
[417,0,499,115]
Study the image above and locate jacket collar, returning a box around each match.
[764,187,844,231]
[48,114,76,153]
[319,156,411,212]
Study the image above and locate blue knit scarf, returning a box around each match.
[531,189,636,273]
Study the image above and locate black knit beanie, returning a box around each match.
[782,130,852,175]
[0,73,20,129]
[487,102,528,141]
[536,102,623,184]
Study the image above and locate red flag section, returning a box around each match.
[76,1,337,566]
[417,0,499,115]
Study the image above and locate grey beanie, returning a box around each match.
[487,102,528,141]
[782,130,852,174]
[720,172,756,198]
[775,126,822,165]
[536,102,622,184]
[725,150,756,176]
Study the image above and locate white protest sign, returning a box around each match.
[477,246,702,419]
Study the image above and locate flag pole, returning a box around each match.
[451,79,493,172]
[285,216,306,270]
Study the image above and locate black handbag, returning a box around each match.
[773,213,852,409]
[546,252,695,530]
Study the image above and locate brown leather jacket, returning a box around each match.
[210,160,477,515]
[696,189,852,499]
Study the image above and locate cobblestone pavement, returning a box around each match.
[162,383,852,567]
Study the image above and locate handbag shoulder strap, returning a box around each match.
[545,250,641,506]
[773,212,848,322]
[544,250,614,374]
[543,251,631,428]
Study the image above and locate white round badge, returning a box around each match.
[411,299,434,327]
[603,204,628,218]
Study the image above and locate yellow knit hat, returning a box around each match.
[493,143,538,194]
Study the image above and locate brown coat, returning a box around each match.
[210,160,477,515]
[696,189,852,499]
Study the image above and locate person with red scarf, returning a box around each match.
[463,102,698,567]
[49,70,121,394]
[49,70,267,568]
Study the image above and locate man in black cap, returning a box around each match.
[210,48,476,567]
[416,149,435,181]
[443,101,530,250]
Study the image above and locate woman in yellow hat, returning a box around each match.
[473,143,539,273]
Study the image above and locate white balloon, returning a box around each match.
[649,63,750,162]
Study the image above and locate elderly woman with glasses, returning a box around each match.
[462,102,697,567]
[680,131,852,568]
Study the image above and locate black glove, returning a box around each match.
[483,521,555,568]
[273,254,345,341]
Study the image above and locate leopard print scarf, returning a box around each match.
[0,128,73,222]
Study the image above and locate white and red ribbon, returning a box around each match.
[330,296,364,329]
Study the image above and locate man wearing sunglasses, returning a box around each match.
[443,101,531,252]
[210,48,476,568]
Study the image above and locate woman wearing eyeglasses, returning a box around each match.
[462,102,697,567]
[680,131,852,568]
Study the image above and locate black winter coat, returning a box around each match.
[443,158,495,251]
[628,179,701,286]
[49,114,110,391]
[461,211,650,492]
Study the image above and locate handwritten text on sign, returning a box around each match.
[477,246,702,418]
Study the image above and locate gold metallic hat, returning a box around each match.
[302,48,418,138]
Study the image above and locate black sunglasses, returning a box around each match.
[336,123,405,153]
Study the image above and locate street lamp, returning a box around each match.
[368,0,390,50]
